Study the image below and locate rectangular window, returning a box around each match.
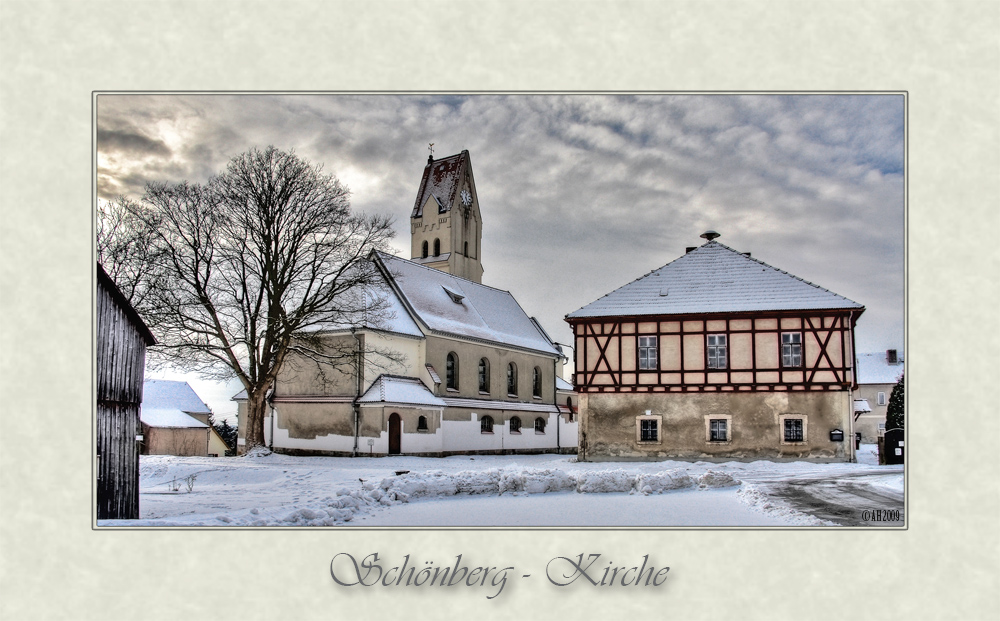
[707,334,727,369]
[781,332,802,367]
[877,392,886,406]
[709,419,728,442]
[638,336,658,370]
[784,419,804,442]
[640,419,658,442]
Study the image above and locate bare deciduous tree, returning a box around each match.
[105,146,399,452]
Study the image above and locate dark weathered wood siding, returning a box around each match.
[96,265,154,520]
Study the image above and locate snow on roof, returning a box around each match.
[357,375,446,407]
[854,399,872,413]
[411,152,469,218]
[143,379,212,414]
[297,280,424,338]
[141,408,208,429]
[555,376,574,392]
[411,253,451,266]
[231,389,247,401]
[567,240,864,319]
[377,252,560,356]
[856,351,905,385]
[425,364,441,385]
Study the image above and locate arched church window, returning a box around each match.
[422,241,428,258]
[507,363,518,396]
[532,367,542,398]
[433,238,440,256]
[478,358,490,393]
[464,241,469,257]
[446,352,459,391]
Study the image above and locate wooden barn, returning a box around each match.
[96,264,155,520]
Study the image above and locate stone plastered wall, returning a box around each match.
[144,426,209,456]
[580,390,852,461]
[425,335,556,402]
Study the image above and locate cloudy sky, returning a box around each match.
[97,93,904,419]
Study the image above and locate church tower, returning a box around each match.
[409,149,484,283]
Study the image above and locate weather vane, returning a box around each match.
[428,143,435,157]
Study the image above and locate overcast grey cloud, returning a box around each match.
[97,93,904,415]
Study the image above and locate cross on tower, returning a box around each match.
[428,143,434,158]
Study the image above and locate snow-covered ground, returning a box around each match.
[100,444,902,528]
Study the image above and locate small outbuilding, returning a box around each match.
[141,379,229,457]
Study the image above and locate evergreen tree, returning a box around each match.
[886,372,904,430]
[210,414,239,455]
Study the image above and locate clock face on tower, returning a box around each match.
[460,189,472,207]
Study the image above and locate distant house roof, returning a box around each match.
[854,399,872,413]
[143,379,212,414]
[375,252,560,356]
[411,151,471,218]
[566,240,864,319]
[856,351,905,385]
[555,376,574,392]
[358,375,446,407]
[140,408,208,429]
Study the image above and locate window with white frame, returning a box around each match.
[636,411,662,444]
[877,392,886,406]
[707,334,728,369]
[784,418,804,442]
[781,332,802,367]
[638,336,658,370]
[710,419,728,442]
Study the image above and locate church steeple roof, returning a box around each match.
[410,150,471,218]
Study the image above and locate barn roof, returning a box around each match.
[410,151,471,218]
[567,240,864,319]
[140,408,209,429]
[143,379,212,415]
[97,263,156,345]
[375,251,560,356]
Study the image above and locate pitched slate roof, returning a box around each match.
[357,375,446,407]
[567,240,864,319]
[143,380,212,414]
[856,351,905,385]
[376,252,561,356]
[410,151,470,218]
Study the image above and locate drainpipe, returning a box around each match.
[351,327,362,457]
[553,356,560,453]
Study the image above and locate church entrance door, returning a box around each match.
[388,413,401,454]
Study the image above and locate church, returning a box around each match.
[235,151,578,456]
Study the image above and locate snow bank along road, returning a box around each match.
[99,445,903,528]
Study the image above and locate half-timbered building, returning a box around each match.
[96,263,156,519]
[566,232,864,462]
[235,151,578,456]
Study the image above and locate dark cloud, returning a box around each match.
[97,128,171,158]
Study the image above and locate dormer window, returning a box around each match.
[442,286,464,304]
[886,349,898,364]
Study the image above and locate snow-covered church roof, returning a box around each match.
[567,240,864,319]
[358,375,446,407]
[410,151,470,218]
[376,252,561,356]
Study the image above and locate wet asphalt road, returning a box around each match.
[748,470,905,526]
